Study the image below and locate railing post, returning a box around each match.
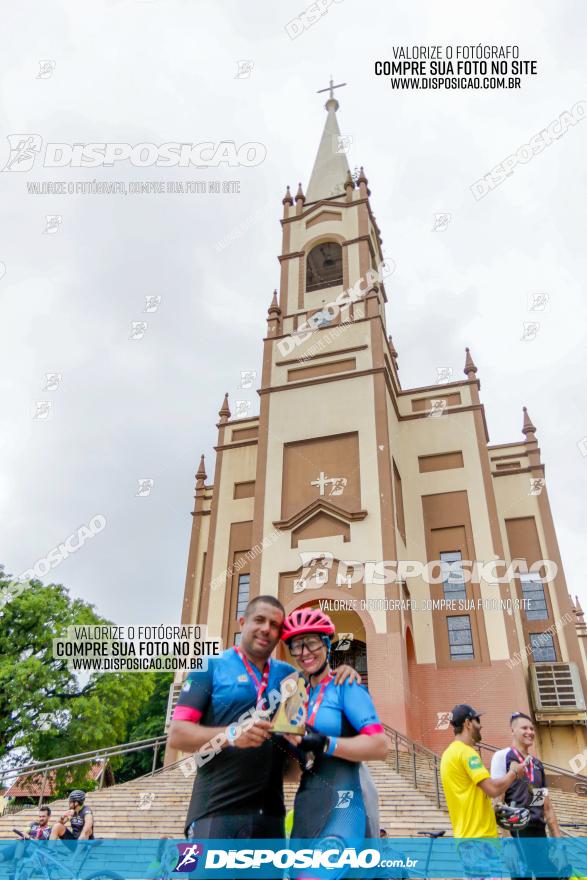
[394,732,399,773]
[412,742,417,788]
[38,769,49,808]
[99,760,107,789]
[151,741,160,775]
[434,755,441,808]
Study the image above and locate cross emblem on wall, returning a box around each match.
[310,471,348,497]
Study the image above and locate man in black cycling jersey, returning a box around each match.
[493,712,568,880]
[50,790,94,840]
[168,595,360,840]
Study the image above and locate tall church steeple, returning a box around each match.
[306,77,351,203]
[174,83,584,774]
[273,77,388,338]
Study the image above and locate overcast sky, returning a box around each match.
[1,0,585,626]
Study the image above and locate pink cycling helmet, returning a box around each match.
[281,607,336,642]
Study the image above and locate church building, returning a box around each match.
[167,83,587,771]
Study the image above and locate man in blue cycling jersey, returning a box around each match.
[168,595,359,840]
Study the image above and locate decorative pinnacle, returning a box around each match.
[295,182,306,203]
[195,454,207,486]
[357,166,368,185]
[522,406,537,438]
[268,289,281,316]
[464,347,478,377]
[218,392,231,421]
[282,185,293,206]
[388,335,398,359]
[344,169,355,190]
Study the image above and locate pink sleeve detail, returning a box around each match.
[172,705,202,723]
[360,723,384,735]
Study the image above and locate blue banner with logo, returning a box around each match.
[0,837,586,878]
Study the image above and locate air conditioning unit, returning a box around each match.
[530,662,587,722]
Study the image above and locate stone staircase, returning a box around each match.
[548,788,587,833]
[0,755,450,840]
[366,758,452,837]
[2,749,586,840]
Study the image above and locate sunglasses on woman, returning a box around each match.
[288,635,325,657]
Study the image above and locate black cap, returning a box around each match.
[450,704,483,727]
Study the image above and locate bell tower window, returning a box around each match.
[306,242,343,292]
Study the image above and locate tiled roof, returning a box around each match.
[5,763,103,798]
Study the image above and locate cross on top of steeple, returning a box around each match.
[317,75,347,102]
[306,74,351,201]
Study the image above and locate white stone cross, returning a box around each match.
[310,471,330,495]
[310,472,347,496]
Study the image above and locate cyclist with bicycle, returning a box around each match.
[49,790,94,840]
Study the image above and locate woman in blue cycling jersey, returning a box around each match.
[281,608,388,848]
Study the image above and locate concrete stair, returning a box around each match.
[547,788,587,834]
[0,756,450,840]
[2,751,586,840]
[0,765,190,840]
[363,759,452,837]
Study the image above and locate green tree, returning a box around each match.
[0,569,157,792]
[116,671,173,782]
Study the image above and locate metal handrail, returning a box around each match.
[1,735,168,782]
[383,722,587,811]
[477,740,587,783]
[0,735,169,808]
[5,718,586,818]
[383,723,444,809]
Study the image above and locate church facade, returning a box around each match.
[169,89,587,771]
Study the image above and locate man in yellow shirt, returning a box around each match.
[441,704,526,838]
[441,704,529,880]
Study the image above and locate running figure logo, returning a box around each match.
[174,842,203,872]
[435,712,452,730]
[335,633,353,651]
[335,790,354,809]
[293,552,333,594]
[2,134,42,171]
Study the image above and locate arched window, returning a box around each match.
[306,242,343,292]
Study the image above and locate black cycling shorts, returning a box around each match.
[186,810,284,840]
[59,829,94,841]
[60,829,78,841]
